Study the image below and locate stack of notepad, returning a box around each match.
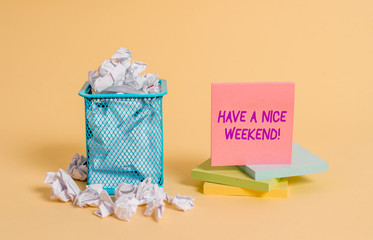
[191,142,328,198]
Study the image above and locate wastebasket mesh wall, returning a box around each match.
[84,97,163,190]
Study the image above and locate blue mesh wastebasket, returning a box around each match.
[78,80,167,194]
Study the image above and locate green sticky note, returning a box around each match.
[191,159,280,192]
[238,142,328,180]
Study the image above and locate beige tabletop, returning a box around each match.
[1,1,372,239]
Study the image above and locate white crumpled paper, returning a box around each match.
[113,178,194,222]
[45,174,194,222]
[114,178,165,221]
[166,194,195,211]
[68,182,114,217]
[44,169,81,202]
[94,190,114,218]
[88,47,160,94]
[74,184,103,207]
[144,194,165,222]
[67,153,87,181]
[114,196,140,221]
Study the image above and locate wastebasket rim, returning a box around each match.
[78,79,168,98]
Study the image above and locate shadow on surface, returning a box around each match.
[195,181,204,193]
[288,175,313,185]
[33,185,52,202]
[25,141,84,171]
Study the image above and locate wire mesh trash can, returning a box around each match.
[78,80,167,194]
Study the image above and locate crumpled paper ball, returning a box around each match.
[66,153,87,181]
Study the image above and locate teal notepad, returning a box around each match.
[191,159,280,192]
[238,142,328,180]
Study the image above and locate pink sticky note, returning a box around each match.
[211,82,295,166]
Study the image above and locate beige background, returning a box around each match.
[1,0,372,239]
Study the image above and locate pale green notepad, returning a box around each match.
[238,142,328,180]
[191,159,280,192]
